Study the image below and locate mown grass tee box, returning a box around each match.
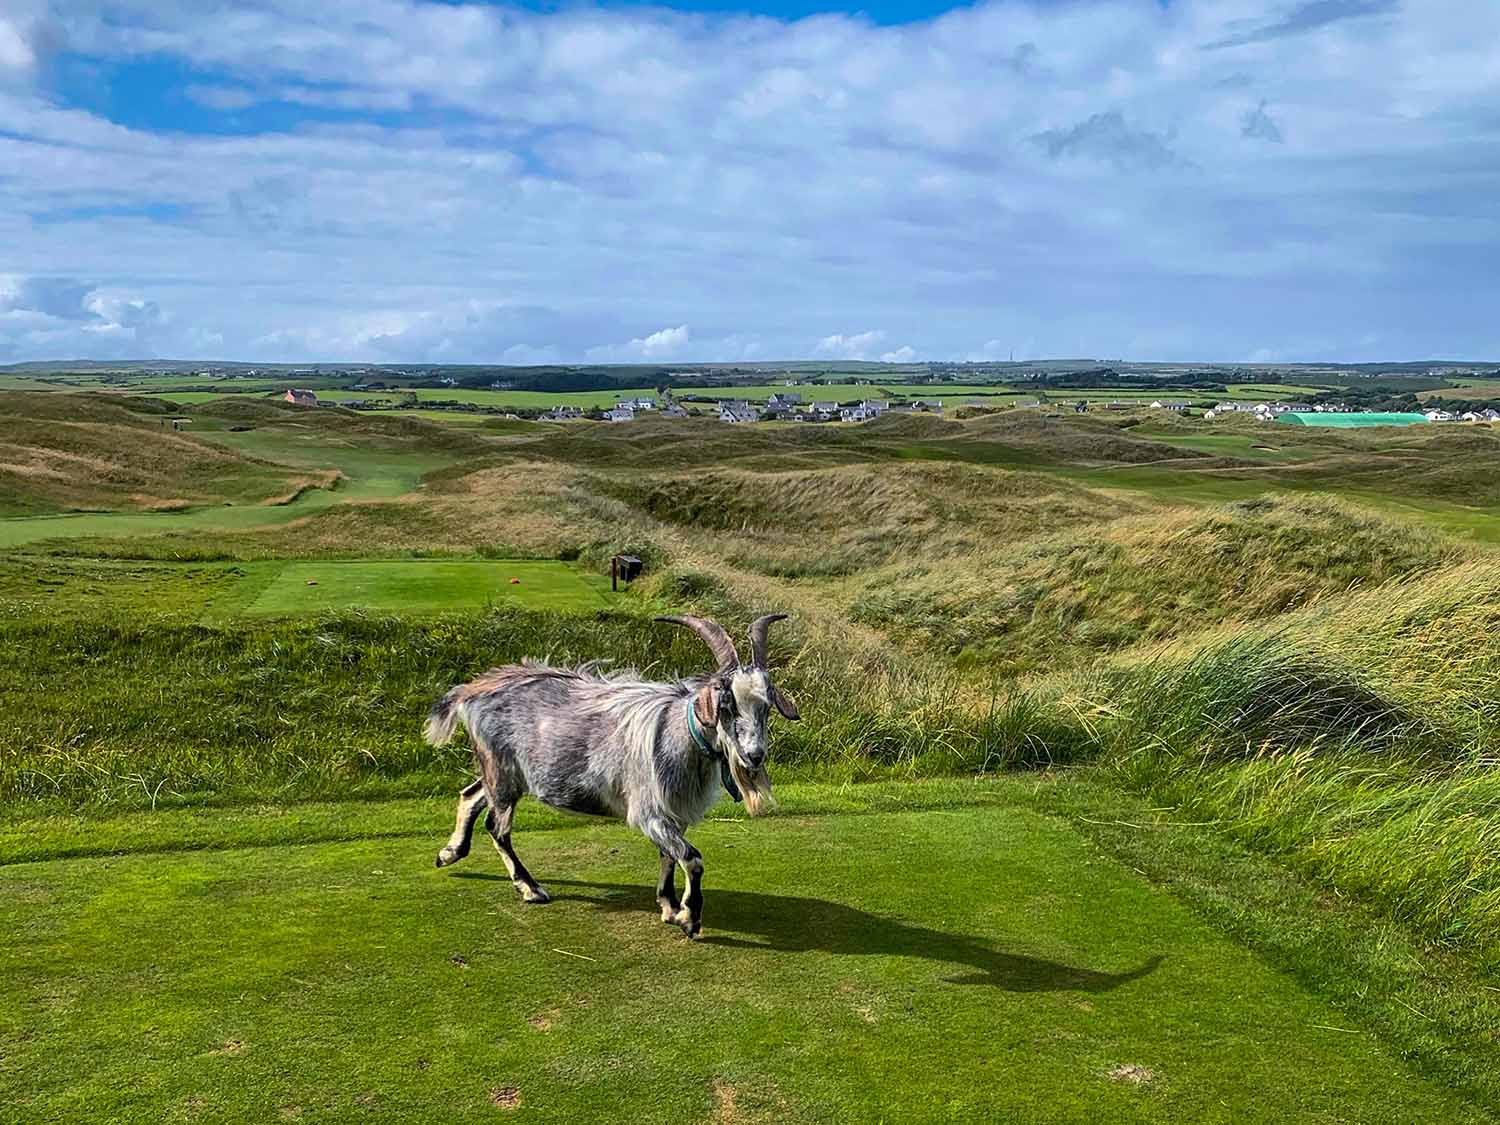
[1,795,1482,1123]
[241,560,610,616]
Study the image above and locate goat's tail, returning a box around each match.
[424,688,464,747]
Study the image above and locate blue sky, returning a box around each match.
[1,0,1497,364]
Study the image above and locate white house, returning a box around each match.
[1253,402,1298,419]
[606,406,635,422]
[1424,408,1456,422]
[719,401,760,424]
[1150,400,1189,413]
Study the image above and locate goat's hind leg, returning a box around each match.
[436,779,487,868]
[487,800,551,904]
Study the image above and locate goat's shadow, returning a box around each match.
[452,872,1162,993]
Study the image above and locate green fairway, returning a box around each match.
[0,430,457,548]
[0,491,348,549]
[1,785,1480,1123]
[1125,428,1310,462]
[0,559,613,619]
[238,560,609,616]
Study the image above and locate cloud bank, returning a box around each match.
[0,0,1496,363]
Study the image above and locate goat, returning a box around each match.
[423,614,800,937]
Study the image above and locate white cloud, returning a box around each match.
[880,345,917,363]
[629,324,689,358]
[584,324,691,362]
[0,14,38,78]
[815,331,886,360]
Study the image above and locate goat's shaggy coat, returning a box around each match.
[425,615,798,937]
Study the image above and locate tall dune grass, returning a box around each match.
[1039,560,1500,962]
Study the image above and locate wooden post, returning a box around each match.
[611,556,618,592]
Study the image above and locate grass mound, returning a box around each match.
[0,392,338,516]
[951,410,1220,465]
[513,417,874,471]
[592,461,1134,575]
[193,397,494,455]
[852,495,1467,670]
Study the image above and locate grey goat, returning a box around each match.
[423,614,799,937]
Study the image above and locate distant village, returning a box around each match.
[586,393,949,424]
[280,387,1500,427]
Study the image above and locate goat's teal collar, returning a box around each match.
[685,698,716,756]
[684,697,742,803]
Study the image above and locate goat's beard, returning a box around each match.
[727,755,777,817]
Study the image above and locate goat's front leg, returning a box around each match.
[656,849,681,924]
[644,819,704,938]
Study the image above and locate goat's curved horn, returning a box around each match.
[657,615,740,671]
[748,613,788,668]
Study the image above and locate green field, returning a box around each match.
[1422,378,1500,400]
[4,779,1490,1123]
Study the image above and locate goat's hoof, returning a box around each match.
[435,849,457,868]
[519,883,551,904]
[659,902,680,924]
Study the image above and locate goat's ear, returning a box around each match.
[769,682,800,721]
[694,682,719,729]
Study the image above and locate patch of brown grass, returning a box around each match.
[487,1086,523,1110]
